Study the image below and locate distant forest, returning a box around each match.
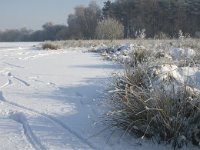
[1,0,200,41]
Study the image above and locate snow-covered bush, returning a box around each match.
[97,40,200,148]
[107,66,200,147]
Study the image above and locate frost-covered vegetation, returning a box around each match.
[87,38,200,148]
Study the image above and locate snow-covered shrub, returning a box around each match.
[103,40,200,148]
[107,66,200,148]
[129,45,150,65]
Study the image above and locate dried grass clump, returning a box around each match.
[130,46,151,65]
[107,64,200,148]
[42,42,61,50]
[104,40,200,148]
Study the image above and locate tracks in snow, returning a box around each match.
[0,91,45,150]
[0,71,30,88]
[0,91,97,150]
[9,112,47,150]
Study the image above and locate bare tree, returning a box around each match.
[67,1,101,39]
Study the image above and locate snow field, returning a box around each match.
[0,42,199,150]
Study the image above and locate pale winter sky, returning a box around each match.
[0,0,106,30]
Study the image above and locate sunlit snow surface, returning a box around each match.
[0,42,198,150]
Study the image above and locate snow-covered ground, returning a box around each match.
[0,42,198,150]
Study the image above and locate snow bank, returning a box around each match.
[170,48,196,60]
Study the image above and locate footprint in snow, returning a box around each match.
[47,82,56,86]
[0,79,12,89]
[75,92,83,97]
[7,72,30,86]
[0,91,6,101]
[3,62,24,68]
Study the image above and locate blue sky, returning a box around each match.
[0,0,106,30]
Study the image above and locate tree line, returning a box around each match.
[0,0,200,41]
[104,0,200,38]
[0,23,68,42]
